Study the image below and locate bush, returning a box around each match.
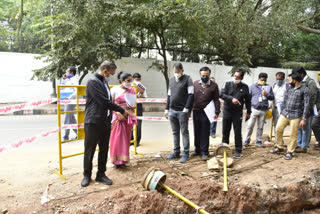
[281,61,320,70]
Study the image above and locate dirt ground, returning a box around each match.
[1,139,320,214]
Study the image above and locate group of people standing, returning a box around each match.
[270,67,320,160]
[164,63,251,161]
[62,60,319,187]
[165,63,320,163]
[60,61,146,187]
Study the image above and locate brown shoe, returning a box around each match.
[295,147,307,153]
[313,143,320,150]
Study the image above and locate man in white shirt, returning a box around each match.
[61,66,78,141]
[272,72,289,144]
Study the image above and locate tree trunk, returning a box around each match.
[138,30,144,58]
[50,79,57,98]
[162,51,169,92]
[17,0,24,52]
[79,71,88,84]
[159,33,170,92]
[296,25,320,35]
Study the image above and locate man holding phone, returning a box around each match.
[243,73,274,147]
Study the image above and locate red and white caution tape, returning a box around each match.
[58,99,86,104]
[137,116,245,122]
[0,98,166,115]
[58,98,223,104]
[0,98,58,115]
[0,97,224,115]
[137,98,224,103]
[137,98,167,103]
[0,124,84,154]
[0,113,246,154]
[58,98,167,104]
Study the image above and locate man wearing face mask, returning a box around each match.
[220,68,251,158]
[294,67,318,153]
[243,73,274,147]
[311,74,320,149]
[192,67,220,160]
[60,66,78,141]
[270,71,309,160]
[81,61,129,187]
[165,62,194,163]
[271,72,289,145]
[132,73,147,146]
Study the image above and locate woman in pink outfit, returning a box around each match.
[109,72,137,167]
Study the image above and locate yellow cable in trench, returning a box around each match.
[223,151,228,192]
[160,183,210,214]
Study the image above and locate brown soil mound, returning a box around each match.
[2,146,320,214]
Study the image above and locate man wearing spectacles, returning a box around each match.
[220,68,251,158]
[192,67,220,160]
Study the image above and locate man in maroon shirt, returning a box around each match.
[192,67,221,160]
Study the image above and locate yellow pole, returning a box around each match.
[223,151,228,192]
[57,85,63,175]
[161,183,210,214]
[134,85,137,154]
[269,116,274,141]
[76,86,79,140]
[130,85,143,156]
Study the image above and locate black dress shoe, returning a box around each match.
[96,174,112,185]
[191,152,200,157]
[81,176,91,187]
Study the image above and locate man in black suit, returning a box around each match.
[81,60,129,187]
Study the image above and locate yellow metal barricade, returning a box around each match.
[54,85,86,180]
[55,85,141,180]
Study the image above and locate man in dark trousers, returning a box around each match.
[81,61,129,187]
[220,68,251,158]
[192,67,220,160]
[295,66,318,153]
[209,77,218,138]
[311,73,320,149]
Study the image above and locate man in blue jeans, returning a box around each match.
[165,62,194,163]
[295,67,318,153]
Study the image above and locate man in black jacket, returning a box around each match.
[220,68,251,158]
[81,61,129,187]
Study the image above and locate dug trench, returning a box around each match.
[4,145,320,214]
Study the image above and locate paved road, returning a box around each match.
[0,113,277,152]
[0,115,58,146]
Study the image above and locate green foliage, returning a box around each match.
[112,0,202,89]
[281,61,320,70]
[230,65,251,76]
[1,0,320,85]
[32,0,122,82]
[282,33,320,63]
[0,0,52,53]
[147,60,165,74]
